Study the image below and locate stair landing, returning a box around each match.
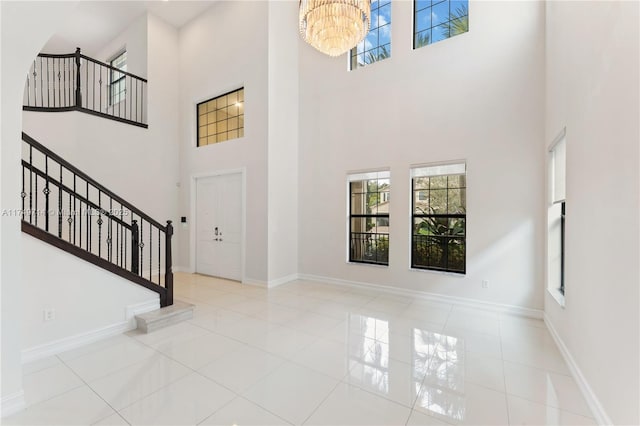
[135,300,194,333]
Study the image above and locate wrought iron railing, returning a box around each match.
[20,132,172,306]
[23,48,147,128]
[350,232,389,265]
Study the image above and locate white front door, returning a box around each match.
[196,173,242,281]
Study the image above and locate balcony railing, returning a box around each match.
[23,48,148,128]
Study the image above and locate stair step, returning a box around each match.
[135,300,194,333]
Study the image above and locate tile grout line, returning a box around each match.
[56,355,132,426]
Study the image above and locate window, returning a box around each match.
[350,0,391,70]
[348,171,390,265]
[414,0,468,49]
[411,163,466,273]
[109,51,127,105]
[197,88,245,147]
[548,130,566,299]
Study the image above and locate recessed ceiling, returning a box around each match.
[42,1,217,56]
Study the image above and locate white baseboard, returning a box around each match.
[242,277,268,288]
[1,390,25,418]
[267,273,299,288]
[544,314,612,425]
[21,299,159,364]
[298,273,543,319]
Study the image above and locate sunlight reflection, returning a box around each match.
[414,330,467,422]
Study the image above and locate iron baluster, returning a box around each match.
[165,221,173,306]
[131,219,139,274]
[58,163,63,238]
[44,155,50,232]
[75,48,82,107]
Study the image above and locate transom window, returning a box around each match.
[414,0,468,49]
[411,163,466,273]
[348,171,390,265]
[350,0,391,70]
[109,51,127,106]
[197,88,245,147]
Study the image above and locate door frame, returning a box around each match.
[190,168,247,282]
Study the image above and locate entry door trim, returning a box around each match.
[190,168,246,282]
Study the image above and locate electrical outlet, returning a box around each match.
[482,280,489,289]
[43,308,55,322]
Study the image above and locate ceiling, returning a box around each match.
[43,1,217,55]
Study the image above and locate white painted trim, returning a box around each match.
[242,278,268,288]
[544,314,612,425]
[190,168,247,283]
[298,273,543,319]
[267,273,299,288]
[1,390,26,418]
[21,299,159,364]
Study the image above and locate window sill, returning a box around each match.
[346,261,389,269]
[547,287,565,308]
[409,268,465,277]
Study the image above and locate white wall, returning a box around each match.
[177,1,269,282]
[1,0,78,413]
[298,0,546,309]
[267,1,299,283]
[21,233,158,354]
[544,1,639,424]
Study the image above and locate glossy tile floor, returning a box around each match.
[7,273,596,426]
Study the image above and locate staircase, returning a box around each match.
[20,48,196,332]
[21,132,175,310]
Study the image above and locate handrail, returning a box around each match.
[80,54,148,82]
[21,132,173,306]
[23,47,148,128]
[22,132,164,230]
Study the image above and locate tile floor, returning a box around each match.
[6,273,597,426]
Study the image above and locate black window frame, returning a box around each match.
[348,174,390,266]
[196,87,245,147]
[413,0,469,50]
[560,200,565,295]
[349,0,392,70]
[109,50,127,106]
[411,168,466,274]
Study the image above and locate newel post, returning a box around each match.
[74,47,82,107]
[131,220,139,275]
[165,220,174,306]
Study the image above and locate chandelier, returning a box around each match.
[299,0,371,57]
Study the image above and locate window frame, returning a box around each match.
[349,0,392,71]
[548,128,566,306]
[196,87,245,147]
[347,170,391,266]
[410,162,467,274]
[412,0,469,50]
[108,50,127,106]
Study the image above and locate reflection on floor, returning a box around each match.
[7,272,596,425]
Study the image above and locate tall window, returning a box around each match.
[197,88,245,147]
[549,131,566,297]
[349,171,390,265]
[414,0,469,49]
[109,51,127,105]
[350,1,391,70]
[411,163,466,273]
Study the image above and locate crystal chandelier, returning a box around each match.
[299,0,371,57]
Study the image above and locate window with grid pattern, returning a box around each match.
[348,171,390,266]
[109,51,127,106]
[414,0,468,49]
[197,88,245,147]
[350,0,391,70]
[411,163,466,273]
